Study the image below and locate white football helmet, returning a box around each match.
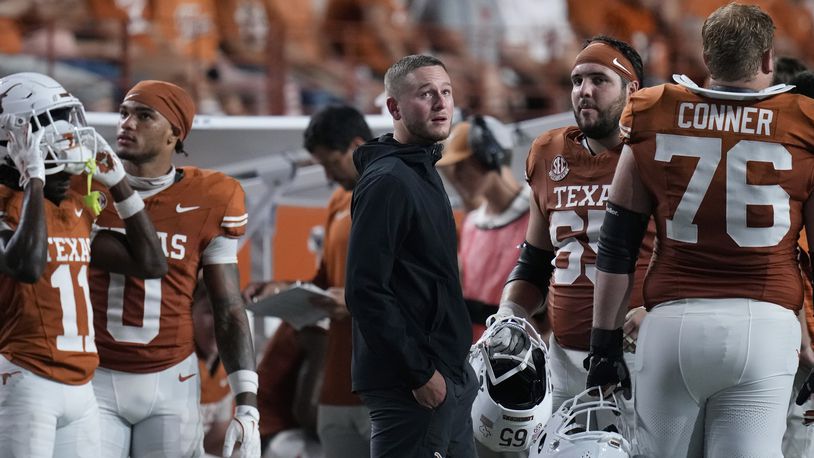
[531,387,631,458]
[0,72,95,175]
[469,315,553,452]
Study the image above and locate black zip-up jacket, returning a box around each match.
[345,133,473,392]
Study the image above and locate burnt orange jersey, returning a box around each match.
[87,167,247,373]
[526,127,653,350]
[621,84,814,311]
[0,187,98,384]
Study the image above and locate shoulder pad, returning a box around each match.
[629,85,668,112]
[673,74,793,100]
[527,127,574,181]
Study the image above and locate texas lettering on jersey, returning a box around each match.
[0,187,99,384]
[526,127,652,350]
[76,167,248,373]
[47,236,92,262]
[621,84,814,311]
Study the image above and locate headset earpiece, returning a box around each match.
[469,115,506,172]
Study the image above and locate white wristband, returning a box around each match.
[227,370,259,395]
[497,300,532,321]
[113,192,145,219]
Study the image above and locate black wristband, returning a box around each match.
[589,327,624,358]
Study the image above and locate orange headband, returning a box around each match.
[124,80,196,140]
[574,42,639,84]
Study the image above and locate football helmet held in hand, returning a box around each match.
[0,72,95,176]
[531,387,631,458]
[470,315,553,452]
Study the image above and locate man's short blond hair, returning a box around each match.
[702,3,774,82]
[384,55,447,99]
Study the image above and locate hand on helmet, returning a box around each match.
[91,135,126,188]
[486,320,529,356]
[2,116,46,188]
[223,404,261,458]
[584,328,631,400]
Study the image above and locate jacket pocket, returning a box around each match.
[429,280,448,334]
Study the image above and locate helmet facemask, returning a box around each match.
[470,316,554,452]
[34,106,95,175]
[532,388,632,458]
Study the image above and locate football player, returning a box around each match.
[586,4,814,457]
[81,80,259,458]
[495,35,651,438]
[0,72,166,458]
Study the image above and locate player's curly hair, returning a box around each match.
[584,35,645,86]
[702,3,774,82]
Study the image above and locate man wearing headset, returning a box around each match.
[436,115,531,346]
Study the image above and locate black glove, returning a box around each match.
[796,369,814,406]
[583,328,631,400]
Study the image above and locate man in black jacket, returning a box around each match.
[345,54,476,457]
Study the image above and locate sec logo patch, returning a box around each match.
[549,155,569,181]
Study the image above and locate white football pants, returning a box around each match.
[0,355,100,458]
[634,298,799,458]
[93,352,204,458]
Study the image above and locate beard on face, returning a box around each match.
[574,90,627,140]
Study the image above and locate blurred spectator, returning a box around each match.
[495,0,577,116]
[0,0,116,110]
[214,0,351,114]
[567,0,656,44]
[409,0,510,118]
[322,0,419,111]
[774,55,808,85]
[322,0,416,77]
[84,0,218,101]
[436,116,530,344]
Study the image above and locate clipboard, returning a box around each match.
[247,282,333,330]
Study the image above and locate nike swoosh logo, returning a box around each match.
[335,209,349,220]
[74,208,83,217]
[178,373,196,382]
[612,58,633,77]
[176,204,200,213]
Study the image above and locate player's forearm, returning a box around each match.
[3,179,47,282]
[593,270,632,329]
[213,301,257,408]
[500,280,545,318]
[109,180,167,278]
[213,302,256,373]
